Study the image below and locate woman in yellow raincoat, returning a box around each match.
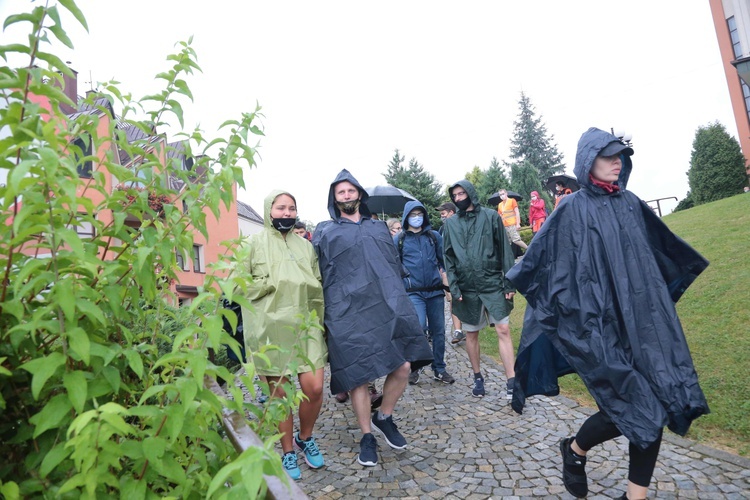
[241,190,327,480]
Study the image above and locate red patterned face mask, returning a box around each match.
[589,174,620,193]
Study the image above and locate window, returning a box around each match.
[728,17,743,59]
[743,80,750,124]
[67,214,95,238]
[73,136,92,178]
[176,250,185,270]
[193,244,204,273]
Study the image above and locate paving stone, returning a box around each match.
[249,301,750,499]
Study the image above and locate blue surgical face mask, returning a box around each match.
[407,214,424,228]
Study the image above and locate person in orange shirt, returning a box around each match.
[554,181,573,209]
[498,190,528,251]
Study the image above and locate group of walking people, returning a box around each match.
[236,127,709,499]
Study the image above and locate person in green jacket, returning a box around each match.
[240,190,328,481]
[442,180,517,399]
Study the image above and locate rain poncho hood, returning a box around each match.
[442,180,515,324]
[313,170,432,394]
[326,168,373,220]
[507,128,709,449]
[397,200,444,297]
[240,190,327,376]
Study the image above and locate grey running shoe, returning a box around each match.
[371,413,407,449]
[506,377,515,400]
[408,369,420,385]
[433,371,456,384]
[472,377,485,397]
[357,433,378,467]
[450,330,466,345]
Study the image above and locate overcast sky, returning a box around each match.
[2,1,736,222]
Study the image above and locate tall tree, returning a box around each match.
[384,149,408,186]
[464,166,486,194]
[383,151,443,215]
[509,92,565,182]
[688,122,747,205]
[509,160,542,226]
[478,157,510,206]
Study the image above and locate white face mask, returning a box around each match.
[407,214,424,228]
[531,196,537,200]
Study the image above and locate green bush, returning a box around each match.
[0,2,299,498]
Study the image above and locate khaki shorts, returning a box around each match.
[504,225,522,243]
[461,306,510,332]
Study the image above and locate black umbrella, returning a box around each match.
[545,174,580,193]
[364,185,417,215]
[488,190,523,206]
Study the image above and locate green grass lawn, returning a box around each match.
[479,193,750,456]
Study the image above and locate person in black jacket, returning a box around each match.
[313,169,432,467]
[507,128,709,500]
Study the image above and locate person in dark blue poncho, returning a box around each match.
[507,128,709,500]
[313,169,432,468]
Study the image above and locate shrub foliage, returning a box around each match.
[688,122,747,205]
[0,2,297,498]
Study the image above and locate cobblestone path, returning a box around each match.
[285,306,750,499]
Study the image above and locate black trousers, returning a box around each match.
[575,411,663,488]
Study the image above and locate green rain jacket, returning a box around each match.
[240,190,327,376]
[442,180,516,325]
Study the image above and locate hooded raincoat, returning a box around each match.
[396,200,445,297]
[442,180,516,325]
[240,190,327,377]
[507,128,709,450]
[313,170,433,394]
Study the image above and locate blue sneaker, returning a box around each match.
[294,433,325,469]
[357,433,378,466]
[472,377,485,397]
[371,413,407,449]
[282,452,301,480]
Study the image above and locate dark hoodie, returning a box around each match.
[507,128,709,450]
[395,200,445,298]
[312,169,432,394]
[442,180,516,325]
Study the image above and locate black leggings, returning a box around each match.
[575,411,663,488]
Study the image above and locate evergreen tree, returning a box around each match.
[464,166,486,196]
[382,151,443,216]
[509,92,565,182]
[384,149,408,186]
[688,122,747,205]
[509,160,542,225]
[478,157,510,206]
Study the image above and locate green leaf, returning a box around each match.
[67,327,91,365]
[102,365,120,393]
[20,352,65,400]
[76,299,106,327]
[124,349,144,379]
[29,393,72,438]
[0,480,20,500]
[63,370,87,413]
[142,436,166,465]
[58,0,89,31]
[55,278,76,322]
[164,404,185,441]
[39,442,72,478]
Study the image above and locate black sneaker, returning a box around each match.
[433,371,456,384]
[560,437,588,498]
[472,377,485,397]
[408,369,420,385]
[371,413,407,449]
[357,433,378,467]
[506,377,515,400]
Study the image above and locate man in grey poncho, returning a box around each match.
[313,169,432,467]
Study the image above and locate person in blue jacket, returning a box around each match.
[395,200,455,385]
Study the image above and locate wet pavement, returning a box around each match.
[273,306,750,499]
